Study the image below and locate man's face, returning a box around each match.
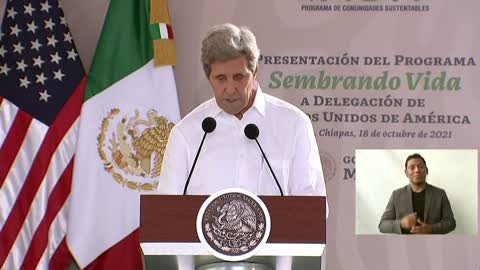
[208,56,257,118]
[405,158,427,185]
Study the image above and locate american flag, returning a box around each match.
[0,0,85,269]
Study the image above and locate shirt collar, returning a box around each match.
[206,97,223,118]
[205,86,267,118]
[252,86,266,117]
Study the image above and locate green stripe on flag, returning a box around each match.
[150,24,161,40]
[84,0,153,101]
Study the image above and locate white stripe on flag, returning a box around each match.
[0,99,19,147]
[2,120,77,269]
[159,23,168,39]
[0,118,48,222]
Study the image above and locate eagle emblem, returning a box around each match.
[320,151,336,182]
[197,189,271,261]
[97,108,175,191]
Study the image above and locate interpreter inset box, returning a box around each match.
[355,149,477,235]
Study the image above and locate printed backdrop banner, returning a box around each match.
[166,0,480,270]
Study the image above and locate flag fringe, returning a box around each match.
[153,39,175,67]
[150,0,170,24]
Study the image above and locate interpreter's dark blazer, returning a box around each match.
[378,183,456,234]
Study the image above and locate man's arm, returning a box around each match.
[430,190,456,234]
[287,114,326,196]
[378,192,403,234]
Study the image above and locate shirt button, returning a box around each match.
[239,153,245,159]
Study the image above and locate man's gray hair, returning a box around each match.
[201,23,260,77]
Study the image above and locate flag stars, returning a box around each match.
[7,7,17,19]
[47,35,58,47]
[24,4,35,16]
[36,72,47,84]
[39,90,51,102]
[0,63,11,76]
[13,42,24,54]
[50,52,61,64]
[19,76,31,88]
[64,32,73,43]
[27,21,38,33]
[0,45,6,57]
[33,55,45,68]
[44,18,55,30]
[53,69,65,81]
[40,1,52,12]
[60,16,67,25]
[17,59,28,72]
[31,39,42,51]
[10,24,21,37]
[67,49,78,60]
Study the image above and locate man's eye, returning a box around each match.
[233,74,244,80]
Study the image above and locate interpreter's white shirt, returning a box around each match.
[159,87,326,197]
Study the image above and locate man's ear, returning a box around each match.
[253,65,259,78]
[252,66,259,89]
[404,169,408,178]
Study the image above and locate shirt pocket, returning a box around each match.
[258,159,290,195]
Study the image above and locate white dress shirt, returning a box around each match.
[158,87,326,270]
[159,87,326,197]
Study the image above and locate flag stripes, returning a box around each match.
[0,77,85,269]
[49,237,71,269]
[150,23,173,40]
[19,160,73,270]
[0,110,46,219]
[3,119,77,269]
[0,96,18,143]
[0,109,33,188]
[159,23,173,39]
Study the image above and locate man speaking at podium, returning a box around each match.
[159,23,327,270]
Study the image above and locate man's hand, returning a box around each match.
[410,219,433,234]
[400,212,417,230]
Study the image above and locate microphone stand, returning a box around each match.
[253,138,284,196]
[183,132,207,195]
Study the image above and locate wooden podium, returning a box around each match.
[140,195,326,258]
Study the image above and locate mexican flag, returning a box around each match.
[67,0,180,268]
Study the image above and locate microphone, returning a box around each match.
[244,123,284,196]
[183,117,216,195]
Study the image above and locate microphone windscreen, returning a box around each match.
[202,117,216,133]
[244,123,259,140]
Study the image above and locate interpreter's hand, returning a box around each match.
[410,219,433,234]
[400,212,417,230]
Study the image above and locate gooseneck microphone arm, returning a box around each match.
[254,139,284,196]
[183,117,216,195]
[244,124,284,196]
[183,132,207,195]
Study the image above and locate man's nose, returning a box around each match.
[225,81,237,94]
